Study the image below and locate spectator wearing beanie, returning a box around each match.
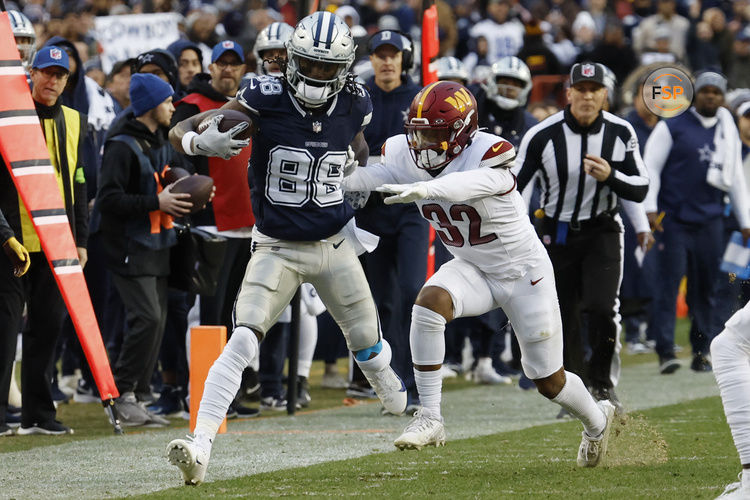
[95,73,192,427]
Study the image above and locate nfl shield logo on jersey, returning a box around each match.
[581,64,595,77]
[312,121,322,133]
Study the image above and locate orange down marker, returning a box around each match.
[190,326,227,434]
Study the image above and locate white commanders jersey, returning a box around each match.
[344,131,547,280]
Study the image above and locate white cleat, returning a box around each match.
[577,399,615,468]
[716,471,750,499]
[166,435,211,485]
[473,358,512,385]
[394,408,446,450]
[364,365,407,415]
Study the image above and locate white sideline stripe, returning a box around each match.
[55,265,82,275]
[12,166,54,176]
[0,116,39,127]
[33,215,69,225]
[0,66,26,76]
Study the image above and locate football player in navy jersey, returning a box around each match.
[163,12,407,486]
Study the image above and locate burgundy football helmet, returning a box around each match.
[405,81,478,170]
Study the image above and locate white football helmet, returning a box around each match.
[601,64,617,107]
[482,56,532,110]
[253,22,294,76]
[8,10,36,71]
[436,57,469,84]
[286,11,356,107]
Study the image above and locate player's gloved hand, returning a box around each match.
[376,183,429,205]
[3,236,30,277]
[192,115,250,160]
[343,190,370,209]
[343,146,358,177]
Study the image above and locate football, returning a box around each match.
[169,174,214,214]
[161,166,190,188]
[198,109,253,141]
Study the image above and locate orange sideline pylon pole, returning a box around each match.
[0,13,119,411]
[190,325,227,434]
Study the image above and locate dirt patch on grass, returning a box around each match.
[605,413,669,466]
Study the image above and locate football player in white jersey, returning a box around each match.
[343,81,615,466]
[163,12,407,485]
[712,301,750,498]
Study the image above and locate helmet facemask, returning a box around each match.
[286,52,348,107]
[15,36,36,71]
[491,77,527,110]
[406,111,474,171]
[285,12,355,108]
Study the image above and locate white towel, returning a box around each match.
[706,106,742,192]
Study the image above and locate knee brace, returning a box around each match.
[410,305,447,366]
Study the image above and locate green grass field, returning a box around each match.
[1,319,741,499]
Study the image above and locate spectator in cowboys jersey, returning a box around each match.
[350,30,424,408]
[343,81,616,466]
[165,12,407,486]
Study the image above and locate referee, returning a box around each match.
[513,62,649,413]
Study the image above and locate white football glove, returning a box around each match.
[376,183,429,205]
[343,146,358,177]
[192,115,250,160]
[343,190,370,209]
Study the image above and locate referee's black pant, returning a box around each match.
[541,214,623,390]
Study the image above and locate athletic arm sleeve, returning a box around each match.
[424,167,516,201]
[642,120,672,213]
[621,200,650,234]
[342,162,400,191]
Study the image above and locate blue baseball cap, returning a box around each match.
[211,40,244,64]
[368,30,404,54]
[32,45,70,71]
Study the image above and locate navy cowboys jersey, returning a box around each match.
[236,75,373,240]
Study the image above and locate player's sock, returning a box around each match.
[297,308,318,379]
[712,331,750,464]
[552,371,606,437]
[410,305,447,415]
[195,326,259,440]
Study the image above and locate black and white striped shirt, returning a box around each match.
[513,107,649,224]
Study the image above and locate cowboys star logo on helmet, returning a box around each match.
[405,81,478,171]
[285,11,356,107]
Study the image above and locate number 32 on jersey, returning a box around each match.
[422,203,498,247]
[266,146,346,207]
